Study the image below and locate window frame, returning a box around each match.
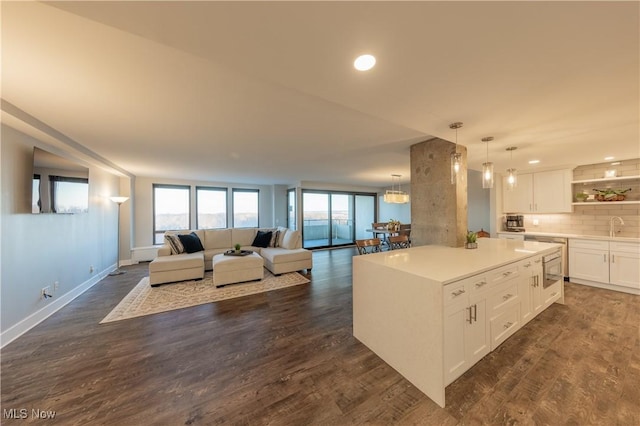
[195,186,228,229]
[152,183,191,245]
[232,188,260,228]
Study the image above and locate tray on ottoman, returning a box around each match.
[224,250,254,256]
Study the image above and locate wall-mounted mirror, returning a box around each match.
[32,147,89,214]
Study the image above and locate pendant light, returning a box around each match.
[383,174,410,204]
[449,122,463,184]
[481,136,494,189]
[505,147,518,190]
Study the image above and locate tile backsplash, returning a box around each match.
[522,158,640,238]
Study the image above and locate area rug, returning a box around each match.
[100,269,310,323]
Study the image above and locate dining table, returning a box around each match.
[365,228,410,247]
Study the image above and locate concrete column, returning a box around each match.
[410,138,467,247]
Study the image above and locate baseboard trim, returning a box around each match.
[0,263,115,349]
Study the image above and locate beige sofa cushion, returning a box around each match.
[281,230,301,250]
[260,247,310,263]
[276,226,288,247]
[204,229,232,250]
[149,252,204,273]
[231,228,257,246]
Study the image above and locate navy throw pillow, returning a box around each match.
[252,230,272,248]
[178,232,204,253]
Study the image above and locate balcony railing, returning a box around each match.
[303,219,353,241]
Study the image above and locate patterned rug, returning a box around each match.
[100,269,310,323]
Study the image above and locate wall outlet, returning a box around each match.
[533,219,539,226]
[53,281,59,292]
[89,265,94,274]
[41,286,51,299]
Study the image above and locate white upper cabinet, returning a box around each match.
[503,173,533,213]
[503,169,572,213]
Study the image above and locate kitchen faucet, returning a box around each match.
[609,216,624,237]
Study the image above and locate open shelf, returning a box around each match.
[572,175,640,184]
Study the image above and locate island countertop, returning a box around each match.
[353,237,560,285]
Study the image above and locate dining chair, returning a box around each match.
[355,238,382,255]
[398,224,411,243]
[476,228,490,238]
[388,234,411,250]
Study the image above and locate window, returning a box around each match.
[287,188,296,230]
[232,189,259,228]
[153,184,190,244]
[32,175,41,213]
[49,176,89,213]
[196,187,227,229]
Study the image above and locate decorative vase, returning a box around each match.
[465,242,478,249]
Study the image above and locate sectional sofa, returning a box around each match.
[149,227,312,286]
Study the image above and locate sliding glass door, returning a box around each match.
[355,195,375,240]
[302,192,330,248]
[302,190,376,249]
[331,194,353,246]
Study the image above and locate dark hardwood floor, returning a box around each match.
[1,248,639,425]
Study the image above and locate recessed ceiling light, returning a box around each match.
[528,160,540,165]
[611,161,621,166]
[604,156,614,161]
[354,54,376,71]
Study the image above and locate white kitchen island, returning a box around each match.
[352,238,563,408]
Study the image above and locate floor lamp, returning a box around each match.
[109,196,129,276]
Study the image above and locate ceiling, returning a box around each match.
[2,1,638,187]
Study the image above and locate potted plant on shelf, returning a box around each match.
[234,243,241,253]
[465,231,478,249]
[593,188,631,202]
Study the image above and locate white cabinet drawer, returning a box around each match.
[487,264,520,286]
[443,273,489,305]
[610,241,640,254]
[570,239,609,251]
[487,280,519,316]
[498,233,525,241]
[490,305,521,350]
[542,281,562,307]
[443,281,467,306]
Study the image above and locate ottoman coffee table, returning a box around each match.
[212,252,264,287]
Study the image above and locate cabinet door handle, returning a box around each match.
[535,259,541,264]
[503,293,514,301]
[467,306,473,324]
[524,262,531,268]
[503,321,513,329]
[475,281,487,288]
[452,289,466,297]
[611,254,615,263]
[472,304,477,322]
[503,271,512,277]
[604,254,607,263]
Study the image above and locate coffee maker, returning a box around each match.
[505,215,525,232]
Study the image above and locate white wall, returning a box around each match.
[133,177,275,247]
[1,125,120,345]
[378,194,411,224]
[272,184,288,228]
